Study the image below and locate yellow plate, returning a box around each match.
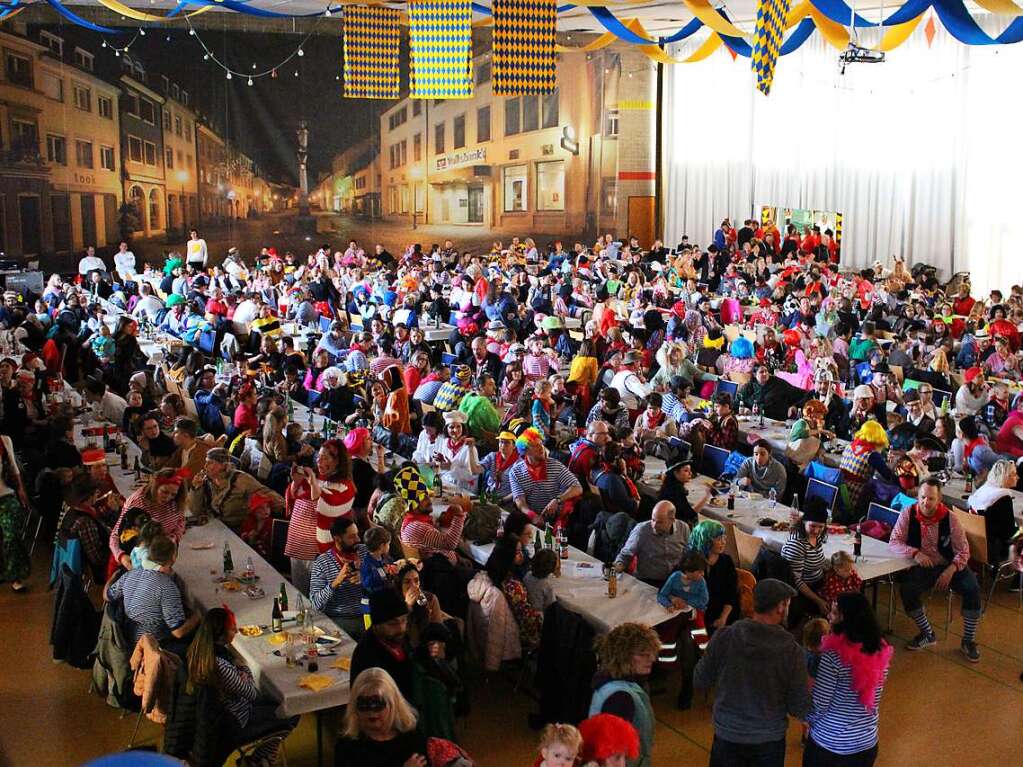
[239,625,263,638]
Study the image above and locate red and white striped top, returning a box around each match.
[284,481,321,561]
[400,511,466,565]
[109,487,185,560]
[315,479,356,553]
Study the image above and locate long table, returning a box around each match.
[638,454,914,583]
[465,536,673,633]
[74,420,356,724]
[178,520,356,716]
[685,477,914,582]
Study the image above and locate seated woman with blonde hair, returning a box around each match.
[337,667,427,767]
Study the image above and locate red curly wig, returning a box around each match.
[578,714,640,763]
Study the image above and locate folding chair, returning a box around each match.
[714,379,738,400]
[701,445,730,479]
[805,478,839,513]
[733,527,764,571]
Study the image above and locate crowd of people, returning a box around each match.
[8,219,1023,767]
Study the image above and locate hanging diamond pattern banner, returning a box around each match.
[342,4,401,99]
[409,0,474,99]
[492,0,558,95]
[751,0,792,94]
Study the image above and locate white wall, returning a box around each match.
[661,17,1023,293]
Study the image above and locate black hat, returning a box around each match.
[369,589,408,624]
[801,495,830,524]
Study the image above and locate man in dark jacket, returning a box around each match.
[350,590,415,700]
[694,578,811,767]
[737,364,806,421]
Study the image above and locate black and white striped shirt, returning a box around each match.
[780,533,826,587]
[808,650,888,754]
[216,656,259,728]
[107,568,186,644]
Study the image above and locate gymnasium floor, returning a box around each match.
[3,547,1022,767]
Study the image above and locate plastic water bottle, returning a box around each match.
[769,487,777,508]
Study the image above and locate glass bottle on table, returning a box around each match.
[271,597,283,633]
[769,487,777,508]
[789,493,801,526]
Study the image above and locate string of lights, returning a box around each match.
[183,5,336,85]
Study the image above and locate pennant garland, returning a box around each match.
[343,4,401,99]
[751,0,791,95]
[409,0,474,99]
[493,0,558,95]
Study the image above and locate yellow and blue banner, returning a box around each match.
[409,0,474,99]
[751,0,791,95]
[343,4,401,100]
[493,0,558,96]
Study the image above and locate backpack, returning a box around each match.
[462,502,502,544]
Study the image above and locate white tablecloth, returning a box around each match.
[465,537,673,633]
[177,520,355,717]
[684,478,914,582]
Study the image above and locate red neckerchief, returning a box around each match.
[74,502,101,521]
[915,502,949,528]
[524,457,547,483]
[446,437,464,454]
[331,545,359,568]
[963,437,985,460]
[495,450,518,472]
[378,637,407,663]
[644,410,665,428]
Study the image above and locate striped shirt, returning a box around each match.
[285,481,320,561]
[109,489,184,560]
[479,451,517,498]
[508,458,581,523]
[780,533,827,587]
[807,650,888,755]
[106,568,186,644]
[216,656,259,728]
[400,512,466,565]
[308,545,368,619]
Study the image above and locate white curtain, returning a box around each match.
[661,17,1023,293]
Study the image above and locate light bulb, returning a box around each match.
[203,54,209,61]
[226,72,232,80]
[252,63,257,69]
[189,29,195,36]
[115,51,120,57]
[248,77,253,86]
[297,48,304,57]
[294,71,299,77]
[139,28,145,36]
[102,41,107,48]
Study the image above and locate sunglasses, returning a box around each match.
[355,695,387,713]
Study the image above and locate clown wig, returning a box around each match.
[578,714,640,763]
[729,336,754,360]
[854,420,889,449]
[515,427,544,455]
